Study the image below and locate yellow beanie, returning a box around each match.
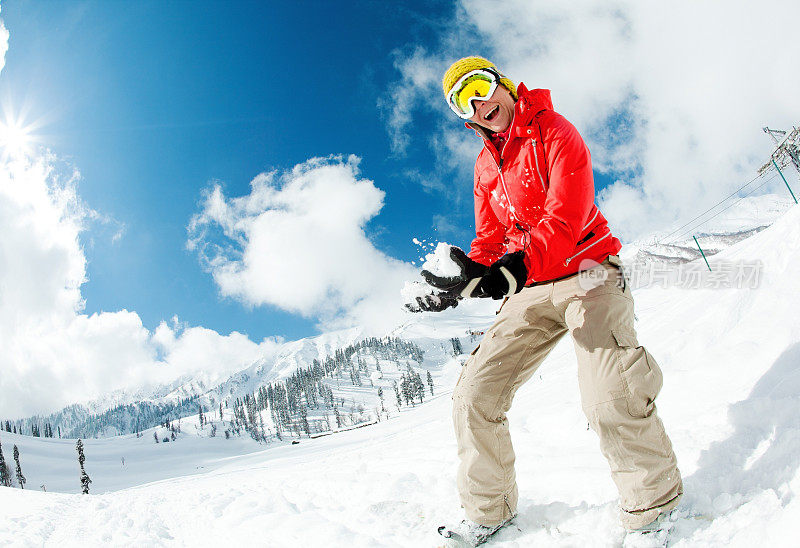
[442,56,518,102]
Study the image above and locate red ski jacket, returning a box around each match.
[467,83,621,284]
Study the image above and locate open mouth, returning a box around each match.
[484,105,499,122]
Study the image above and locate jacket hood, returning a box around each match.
[515,83,553,116]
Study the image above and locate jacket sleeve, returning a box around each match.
[468,160,507,266]
[524,112,594,278]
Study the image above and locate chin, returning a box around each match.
[492,119,510,133]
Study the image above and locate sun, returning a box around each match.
[0,116,33,159]
[0,103,43,160]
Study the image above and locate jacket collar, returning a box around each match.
[465,83,553,142]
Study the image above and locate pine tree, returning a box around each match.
[333,406,342,428]
[0,437,11,487]
[400,375,413,406]
[393,381,402,408]
[427,371,434,396]
[13,445,25,489]
[258,413,267,442]
[76,439,92,494]
[299,406,310,436]
[414,372,426,404]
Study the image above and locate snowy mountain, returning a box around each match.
[4,324,467,440]
[2,201,799,546]
[618,193,794,282]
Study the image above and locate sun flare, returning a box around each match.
[0,112,37,160]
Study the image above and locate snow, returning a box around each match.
[619,193,795,275]
[401,241,465,306]
[2,204,800,546]
[400,280,433,304]
[421,242,461,277]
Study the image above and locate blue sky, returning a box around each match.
[0,1,790,343]
[1,0,487,341]
[2,1,798,416]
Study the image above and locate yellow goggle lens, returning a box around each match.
[448,71,498,117]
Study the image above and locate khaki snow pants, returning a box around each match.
[452,257,683,530]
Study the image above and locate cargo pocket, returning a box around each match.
[612,328,663,418]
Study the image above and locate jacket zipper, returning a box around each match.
[583,208,599,230]
[530,139,547,193]
[495,161,532,251]
[564,231,612,266]
[486,137,519,224]
[496,164,518,222]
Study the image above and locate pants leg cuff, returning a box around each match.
[466,493,517,527]
[620,492,682,530]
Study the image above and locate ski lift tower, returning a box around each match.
[759,126,800,203]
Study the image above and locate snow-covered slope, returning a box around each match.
[2,204,800,546]
[619,193,794,280]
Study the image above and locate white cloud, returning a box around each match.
[390,0,800,240]
[0,154,281,418]
[380,47,446,156]
[151,321,280,385]
[188,155,417,332]
[0,17,8,75]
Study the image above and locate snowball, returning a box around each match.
[421,243,461,278]
[401,281,432,302]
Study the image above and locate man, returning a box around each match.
[415,57,683,545]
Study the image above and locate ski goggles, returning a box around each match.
[446,67,501,119]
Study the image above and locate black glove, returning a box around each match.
[421,246,487,299]
[478,251,528,300]
[404,291,460,313]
